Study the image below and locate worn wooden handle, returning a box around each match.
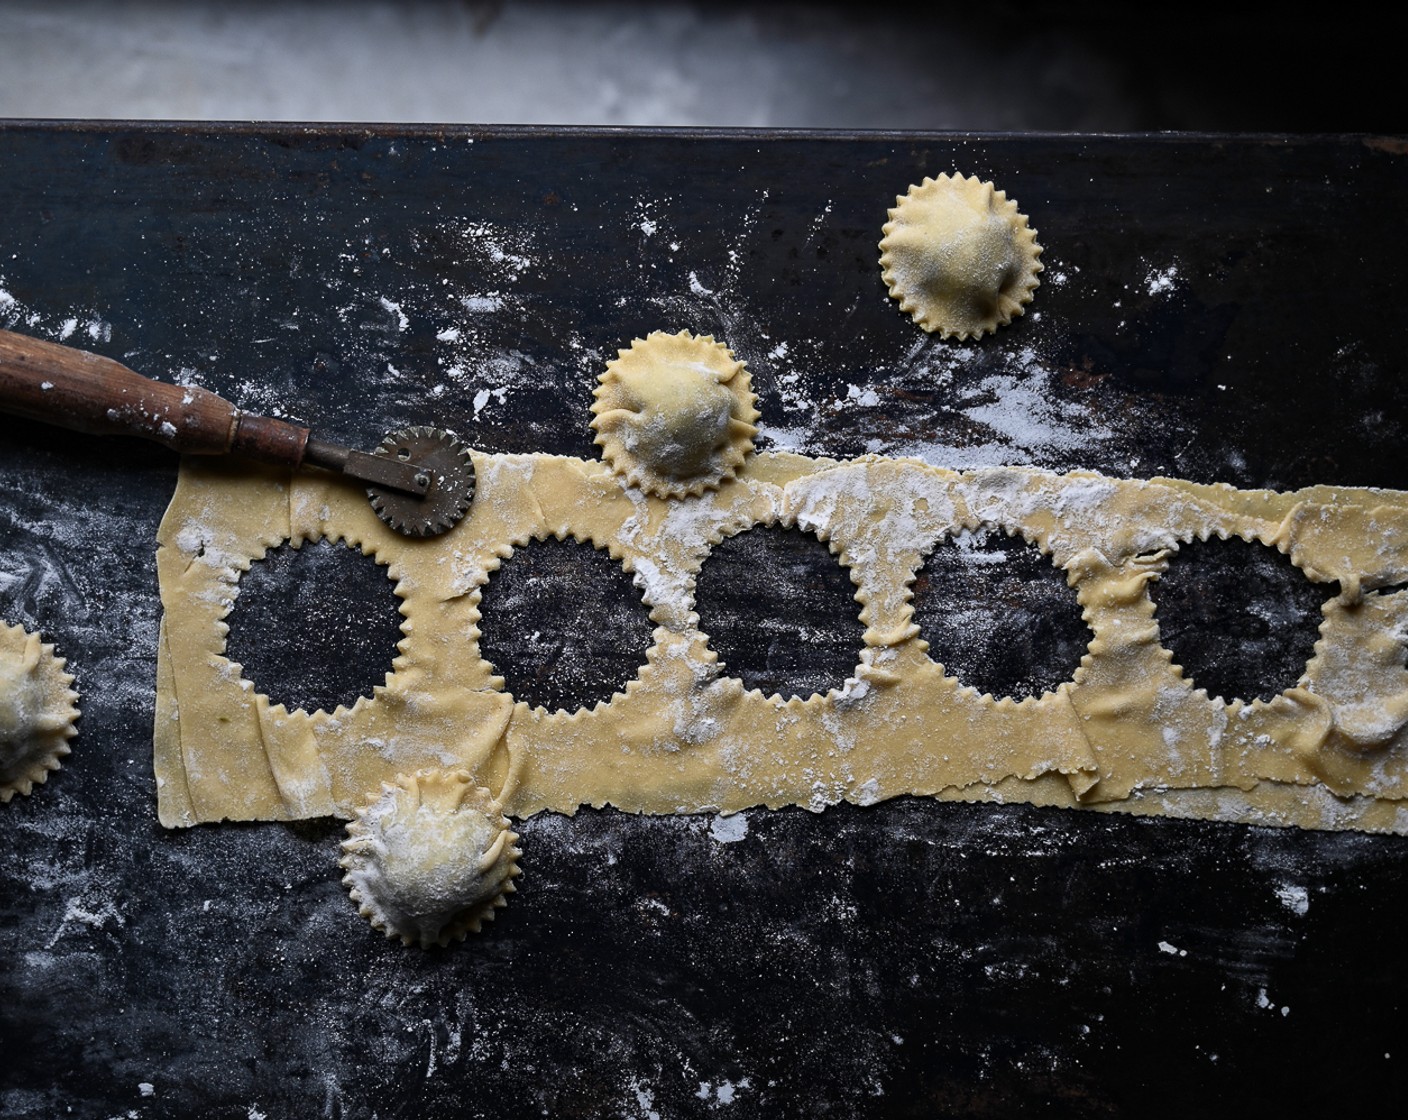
[0,328,309,465]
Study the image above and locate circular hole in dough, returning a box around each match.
[1149,535,1338,704]
[694,523,865,701]
[910,526,1091,701]
[223,538,406,714]
[591,330,760,498]
[475,535,654,713]
[879,173,1043,341]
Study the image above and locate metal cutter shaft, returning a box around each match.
[0,328,472,536]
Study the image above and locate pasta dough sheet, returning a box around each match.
[152,452,1408,833]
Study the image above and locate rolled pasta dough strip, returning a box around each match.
[152,451,1408,833]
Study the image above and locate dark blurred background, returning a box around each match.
[0,1,1397,132]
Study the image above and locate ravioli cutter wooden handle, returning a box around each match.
[0,327,428,497]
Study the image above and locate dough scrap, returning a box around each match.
[880,174,1043,340]
[153,452,1408,834]
[341,769,521,947]
[591,330,760,498]
[1,620,79,802]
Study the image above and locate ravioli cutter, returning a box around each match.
[0,328,475,538]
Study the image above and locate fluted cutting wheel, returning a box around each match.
[367,426,475,538]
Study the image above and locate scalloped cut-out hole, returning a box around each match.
[911,527,1091,701]
[476,536,654,713]
[224,539,405,714]
[1150,536,1337,704]
[694,524,865,700]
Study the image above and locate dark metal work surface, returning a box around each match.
[695,525,867,701]
[2,124,1408,1118]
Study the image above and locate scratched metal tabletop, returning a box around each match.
[2,124,1407,1118]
